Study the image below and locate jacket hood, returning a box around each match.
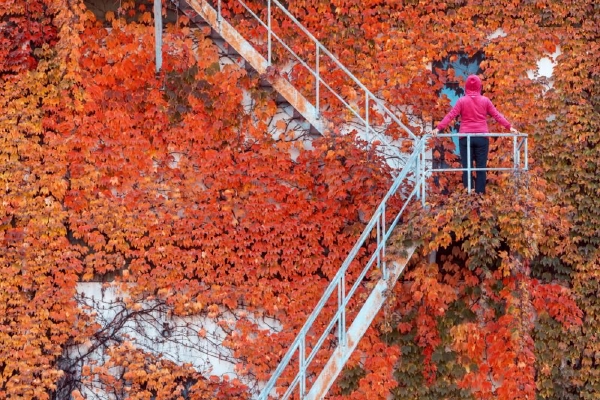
[465,75,482,96]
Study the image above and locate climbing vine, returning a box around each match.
[0,0,598,399]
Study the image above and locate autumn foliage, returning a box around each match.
[1,0,598,399]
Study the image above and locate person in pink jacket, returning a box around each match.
[432,75,518,194]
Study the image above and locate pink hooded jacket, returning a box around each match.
[436,75,511,133]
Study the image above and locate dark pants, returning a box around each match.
[459,136,489,194]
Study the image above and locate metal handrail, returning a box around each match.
[423,132,528,196]
[213,0,417,147]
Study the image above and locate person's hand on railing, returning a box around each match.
[510,127,519,134]
[432,128,439,136]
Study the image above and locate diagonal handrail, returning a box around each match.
[258,137,428,399]
[209,0,417,153]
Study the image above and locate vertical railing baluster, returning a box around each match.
[316,44,320,119]
[524,138,528,170]
[513,134,517,170]
[376,211,381,270]
[467,135,472,193]
[338,278,346,347]
[381,206,387,280]
[416,145,421,202]
[154,0,162,73]
[267,0,272,65]
[421,141,426,206]
[217,0,222,23]
[365,90,370,140]
[299,338,306,397]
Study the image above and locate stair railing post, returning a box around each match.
[381,205,387,280]
[524,137,528,170]
[300,338,306,396]
[267,0,272,65]
[315,44,320,119]
[415,144,421,202]
[154,0,162,73]
[376,208,381,272]
[365,90,370,140]
[338,278,347,348]
[420,139,426,207]
[467,135,472,193]
[513,134,517,171]
[217,0,222,23]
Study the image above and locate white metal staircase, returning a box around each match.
[160,1,529,398]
